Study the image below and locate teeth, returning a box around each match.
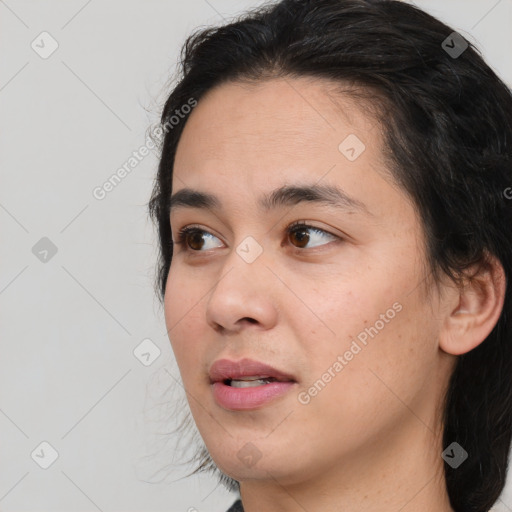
[233,375,271,381]
[229,378,273,388]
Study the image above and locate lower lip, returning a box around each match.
[211,381,296,410]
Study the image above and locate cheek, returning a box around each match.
[302,284,438,432]
[164,272,207,381]
[300,260,437,398]
[164,264,202,330]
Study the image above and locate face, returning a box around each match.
[164,77,453,486]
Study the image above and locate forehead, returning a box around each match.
[174,77,381,168]
[171,77,402,221]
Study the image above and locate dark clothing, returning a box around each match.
[226,498,244,512]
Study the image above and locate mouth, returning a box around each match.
[209,357,297,385]
[209,358,298,410]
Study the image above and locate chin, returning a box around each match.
[207,436,309,486]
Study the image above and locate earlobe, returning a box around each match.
[439,253,507,356]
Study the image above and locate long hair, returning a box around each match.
[148,1,512,510]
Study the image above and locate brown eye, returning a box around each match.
[174,226,223,252]
[287,222,339,250]
[288,225,310,248]
[187,230,206,250]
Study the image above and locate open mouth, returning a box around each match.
[224,376,279,388]
[209,358,298,410]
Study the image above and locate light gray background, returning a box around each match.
[1,1,511,511]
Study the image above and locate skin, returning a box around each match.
[164,77,506,512]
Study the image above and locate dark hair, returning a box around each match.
[148,1,512,510]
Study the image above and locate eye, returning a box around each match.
[173,225,223,252]
[172,221,340,254]
[286,221,339,250]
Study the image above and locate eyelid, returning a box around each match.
[173,223,222,240]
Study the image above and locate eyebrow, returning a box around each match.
[169,183,371,216]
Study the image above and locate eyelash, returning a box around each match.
[172,221,340,254]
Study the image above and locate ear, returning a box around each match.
[439,252,507,356]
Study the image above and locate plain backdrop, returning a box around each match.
[1,1,511,511]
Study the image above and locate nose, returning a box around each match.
[205,246,279,334]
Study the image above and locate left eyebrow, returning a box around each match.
[169,183,372,216]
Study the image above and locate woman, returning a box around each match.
[148,1,512,510]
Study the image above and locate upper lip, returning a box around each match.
[209,358,297,384]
